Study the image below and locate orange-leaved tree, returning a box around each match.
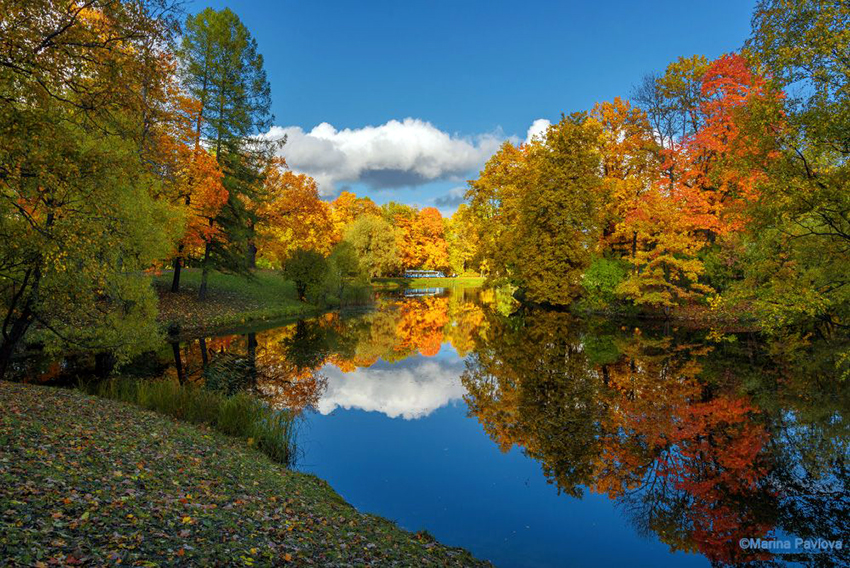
[395,207,450,271]
[162,94,228,292]
[617,53,780,310]
[255,157,336,267]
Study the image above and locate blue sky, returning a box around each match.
[189,0,756,214]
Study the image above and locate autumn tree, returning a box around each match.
[587,98,660,258]
[282,249,327,302]
[446,203,481,275]
[177,7,275,300]
[741,0,850,330]
[343,215,401,278]
[618,54,778,310]
[395,207,450,271]
[160,95,228,292]
[468,114,603,305]
[330,191,380,240]
[633,55,710,149]
[0,0,182,376]
[255,158,336,267]
[325,241,366,301]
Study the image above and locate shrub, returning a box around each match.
[283,249,328,302]
[581,257,628,310]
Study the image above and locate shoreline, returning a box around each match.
[0,381,491,567]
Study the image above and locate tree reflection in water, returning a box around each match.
[160,291,847,566]
[462,308,849,566]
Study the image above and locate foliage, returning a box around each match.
[343,215,402,278]
[394,207,450,271]
[282,250,328,302]
[324,241,368,304]
[0,0,182,377]
[467,114,603,305]
[739,0,850,331]
[256,158,336,267]
[330,191,381,239]
[580,257,628,310]
[446,204,482,275]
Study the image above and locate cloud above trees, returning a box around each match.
[265,118,545,196]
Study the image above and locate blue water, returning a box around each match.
[296,347,707,568]
[128,289,844,567]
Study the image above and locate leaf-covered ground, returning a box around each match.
[154,269,320,336]
[0,382,490,567]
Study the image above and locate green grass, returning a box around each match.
[0,381,490,566]
[372,276,485,289]
[153,268,321,335]
[80,376,296,466]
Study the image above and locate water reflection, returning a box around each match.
[318,358,466,419]
[162,292,485,417]
[463,308,848,566]
[24,286,848,566]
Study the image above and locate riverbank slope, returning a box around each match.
[0,381,490,567]
[154,269,323,337]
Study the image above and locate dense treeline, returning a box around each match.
[1,0,847,378]
[466,2,849,336]
[0,1,476,377]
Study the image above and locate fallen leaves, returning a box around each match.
[0,382,489,567]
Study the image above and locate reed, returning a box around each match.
[80,377,296,466]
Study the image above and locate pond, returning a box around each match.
[24,286,850,567]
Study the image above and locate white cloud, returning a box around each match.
[525,118,551,144]
[315,358,466,419]
[265,118,525,196]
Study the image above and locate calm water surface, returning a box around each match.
[31,286,850,567]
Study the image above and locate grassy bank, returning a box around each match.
[154,269,322,336]
[0,381,490,567]
[153,271,485,338]
[372,276,485,290]
[80,377,296,466]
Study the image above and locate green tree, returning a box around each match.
[0,0,181,377]
[178,7,275,300]
[468,114,603,305]
[343,216,402,278]
[325,241,366,302]
[740,0,850,331]
[282,249,328,302]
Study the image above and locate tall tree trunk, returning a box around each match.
[199,241,211,301]
[170,253,182,293]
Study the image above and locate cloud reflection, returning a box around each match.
[316,357,466,419]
